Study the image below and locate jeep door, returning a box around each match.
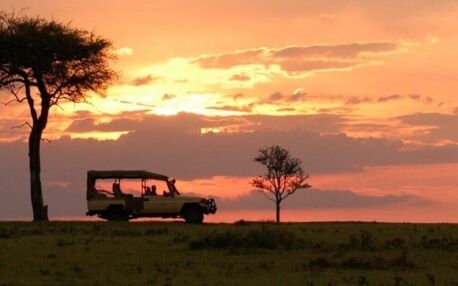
[143,195,180,215]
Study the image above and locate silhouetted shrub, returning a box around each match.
[0,227,13,239]
[189,225,301,250]
[144,227,168,236]
[385,237,406,249]
[340,251,414,270]
[346,230,375,251]
[172,231,189,243]
[233,220,249,225]
[56,238,74,247]
[359,230,374,250]
[309,257,331,269]
[108,228,142,237]
[421,235,458,251]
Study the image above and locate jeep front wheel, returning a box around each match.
[183,206,204,224]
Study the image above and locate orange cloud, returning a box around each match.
[113,47,133,57]
[131,74,160,86]
[229,73,251,81]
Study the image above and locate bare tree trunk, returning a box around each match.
[275,200,281,223]
[28,127,48,221]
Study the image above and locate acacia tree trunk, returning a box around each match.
[28,125,48,221]
[275,200,281,223]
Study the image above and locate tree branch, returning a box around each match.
[1,89,27,105]
[1,98,19,105]
[0,77,25,87]
[41,137,52,143]
[11,121,32,129]
[257,190,276,202]
[281,190,295,201]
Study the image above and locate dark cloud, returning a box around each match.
[276,107,296,112]
[407,94,434,104]
[272,42,398,59]
[196,49,263,69]
[1,113,457,218]
[219,189,428,210]
[174,79,188,83]
[6,113,458,180]
[398,112,458,143]
[291,89,307,101]
[64,112,344,136]
[265,91,284,102]
[66,112,214,134]
[281,59,360,74]
[229,73,250,81]
[0,119,29,140]
[378,94,402,102]
[117,100,155,108]
[318,106,355,114]
[207,105,252,112]
[131,74,160,86]
[261,90,306,104]
[66,118,98,132]
[345,96,372,105]
[344,123,394,134]
[193,42,400,76]
[342,94,434,105]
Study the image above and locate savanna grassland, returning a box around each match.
[0,221,458,286]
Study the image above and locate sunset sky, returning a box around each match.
[1,0,457,222]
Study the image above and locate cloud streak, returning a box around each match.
[193,42,403,77]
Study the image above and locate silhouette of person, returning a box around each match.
[169,179,180,196]
[144,186,152,196]
[112,183,122,196]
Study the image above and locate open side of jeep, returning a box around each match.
[86,170,217,223]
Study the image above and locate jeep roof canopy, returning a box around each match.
[87,170,170,199]
[87,170,169,180]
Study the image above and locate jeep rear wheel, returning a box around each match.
[183,206,204,224]
[105,212,129,221]
[101,206,129,221]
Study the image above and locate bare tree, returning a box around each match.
[0,12,116,221]
[251,145,311,223]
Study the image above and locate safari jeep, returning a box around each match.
[86,170,217,223]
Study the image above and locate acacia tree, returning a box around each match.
[0,13,116,221]
[251,145,311,223]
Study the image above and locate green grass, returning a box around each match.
[1,221,458,285]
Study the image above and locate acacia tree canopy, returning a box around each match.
[251,145,311,222]
[0,12,117,221]
[0,12,116,106]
